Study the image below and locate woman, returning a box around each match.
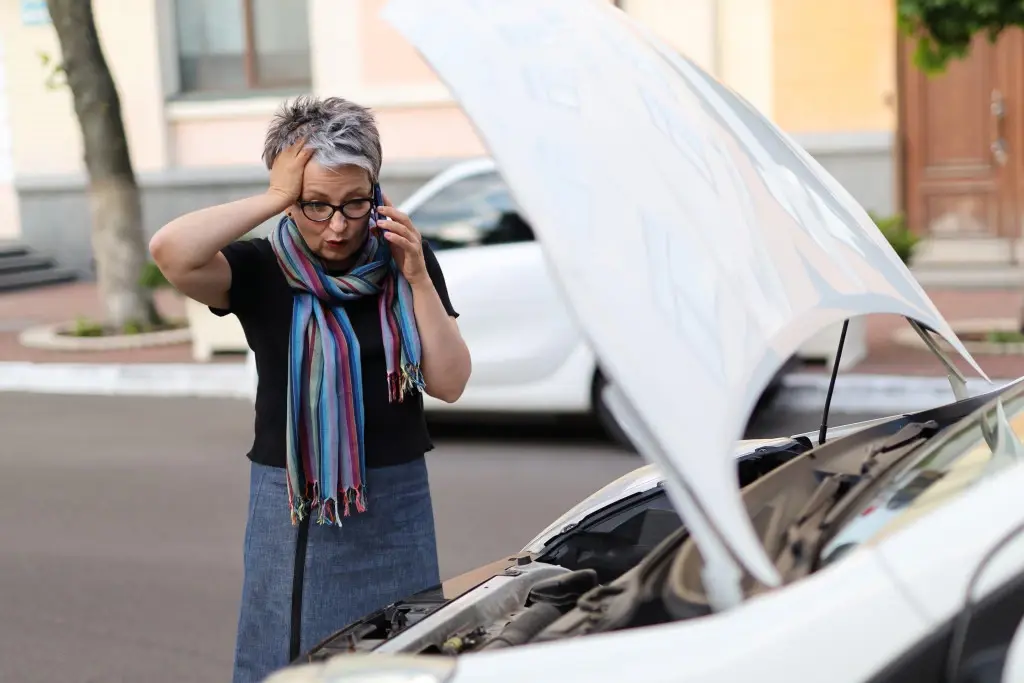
[149,95,472,682]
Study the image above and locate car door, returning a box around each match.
[867,546,1024,683]
[407,169,582,392]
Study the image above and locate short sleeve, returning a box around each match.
[422,242,458,318]
[209,238,271,318]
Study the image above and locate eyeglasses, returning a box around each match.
[298,197,374,223]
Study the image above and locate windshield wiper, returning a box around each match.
[775,420,940,580]
[852,420,941,477]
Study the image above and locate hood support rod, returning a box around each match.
[818,319,850,445]
[907,319,969,402]
[907,319,1024,467]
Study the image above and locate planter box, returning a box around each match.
[185,297,249,361]
[796,317,867,371]
[245,349,258,401]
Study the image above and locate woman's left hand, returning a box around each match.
[376,194,429,286]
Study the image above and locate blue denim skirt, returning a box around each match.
[232,458,440,683]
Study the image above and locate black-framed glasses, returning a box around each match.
[298,197,374,223]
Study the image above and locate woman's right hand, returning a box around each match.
[267,138,314,207]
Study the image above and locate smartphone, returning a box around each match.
[372,183,386,232]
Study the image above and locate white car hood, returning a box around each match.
[382,0,988,587]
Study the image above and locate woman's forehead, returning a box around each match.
[303,162,372,197]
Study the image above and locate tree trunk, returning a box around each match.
[45,0,158,328]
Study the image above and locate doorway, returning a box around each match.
[899,29,1024,263]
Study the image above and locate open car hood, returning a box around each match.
[382,0,987,589]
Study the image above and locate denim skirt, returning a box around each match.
[232,457,440,683]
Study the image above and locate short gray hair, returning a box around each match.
[262,95,382,182]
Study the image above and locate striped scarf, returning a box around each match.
[269,214,424,526]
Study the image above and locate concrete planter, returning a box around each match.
[19,320,191,351]
[245,349,258,401]
[185,297,248,361]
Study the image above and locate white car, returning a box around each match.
[404,157,796,444]
[401,158,600,419]
[266,1,1024,682]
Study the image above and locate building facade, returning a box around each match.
[0,0,900,275]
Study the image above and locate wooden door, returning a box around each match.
[900,30,1024,242]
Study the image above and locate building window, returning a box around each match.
[174,0,312,94]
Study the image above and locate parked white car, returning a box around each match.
[403,157,594,418]
[266,1,1024,682]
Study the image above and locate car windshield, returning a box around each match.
[408,171,521,249]
[818,389,1024,566]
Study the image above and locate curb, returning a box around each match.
[775,373,1011,414]
[0,361,254,399]
[0,361,1015,413]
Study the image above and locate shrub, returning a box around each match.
[870,212,920,265]
[139,261,170,290]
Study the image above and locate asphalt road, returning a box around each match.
[0,393,882,683]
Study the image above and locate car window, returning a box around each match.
[409,171,533,250]
[952,569,1024,683]
[819,392,1024,568]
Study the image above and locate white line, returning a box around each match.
[776,373,1011,414]
[0,361,1017,414]
[0,362,254,399]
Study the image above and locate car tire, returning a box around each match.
[592,371,637,453]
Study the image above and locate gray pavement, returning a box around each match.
[0,393,883,683]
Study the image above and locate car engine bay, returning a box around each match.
[300,438,810,661]
[296,382,1020,665]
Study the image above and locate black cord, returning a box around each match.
[818,319,850,446]
[943,518,1024,683]
[289,513,311,663]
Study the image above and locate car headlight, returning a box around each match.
[262,655,457,683]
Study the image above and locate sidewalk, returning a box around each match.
[782,287,1024,413]
[6,282,1020,372]
[0,282,238,364]
[0,282,253,399]
[831,288,1024,380]
[1,282,1023,409]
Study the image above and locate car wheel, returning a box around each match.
[592,371,637,453]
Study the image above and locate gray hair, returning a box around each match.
[262,95,382,182]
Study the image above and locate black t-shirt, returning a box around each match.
[211,237,458,470]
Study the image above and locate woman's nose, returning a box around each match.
[329,211,348,232]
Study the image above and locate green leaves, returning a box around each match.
[138,261,170,290]
[37,50,67,91]
[897,0,1024,73]
[869,212,919,264]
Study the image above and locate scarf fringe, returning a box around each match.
[318,498,337,526]
[290,498,310,526]
[389,363,426,402]
[288,485,368,527]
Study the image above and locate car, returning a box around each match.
[403,157,798,445]
[265,1,1024,682]
[271,385,1021,672]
